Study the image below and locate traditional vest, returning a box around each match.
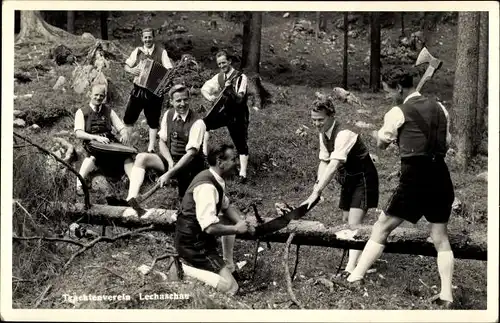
[217,69,248,109]
[397,95,448,158]
[322,122,371,175]
[166,109,201,161]
[80,104,113,136]
[136,44,163,65]
[175,170,225,251]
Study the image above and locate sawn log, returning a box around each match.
[31,202,487,261]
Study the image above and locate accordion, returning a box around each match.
[134,58,169,97]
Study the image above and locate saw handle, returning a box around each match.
[252,204,272,249]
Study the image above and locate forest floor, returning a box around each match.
[11,11,488,311]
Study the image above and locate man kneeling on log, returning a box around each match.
[74,84,133,198]
[175,143,255,295]
[346,67,455,309]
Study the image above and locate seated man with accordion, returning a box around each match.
[123,84,207,204]
[74,84,135,197]
[123,27,174,154]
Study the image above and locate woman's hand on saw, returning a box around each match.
[93,135,110,144]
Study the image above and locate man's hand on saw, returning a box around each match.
[158,170,173,187]
[234,220,249,234]
[93,135,110,144]
[246,221,256,236]
[301,191,320,209]
[119,129,130,145]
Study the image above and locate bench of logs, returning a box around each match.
[26,202,487,261]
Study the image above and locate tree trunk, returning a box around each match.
[452,12,480,171]
[66,11,75,34]
[16,10,77,44]
[316,12,327,38]
[369,12,381,92]
[241,12,270,110]
[246,12,262,73]
[100,11,109,40]
[475,12,488,155]
[41,201,487,261]
[240,11,252,69]
[342,12,348,89]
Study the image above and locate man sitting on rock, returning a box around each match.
[123,84,207,203]
[74,84,132,197]
[175,143,254,295]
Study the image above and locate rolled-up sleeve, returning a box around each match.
[158,113,169,142]
[74,109,85,132]
[125,48,139,68]
[193,184,221,231]
[377,106,405,144]
[329,130,358,162]
[236,74,248,95]
[162,50,173,69]
[201,75,220,102]
[109,109,125,133]
[318,133,330,162]
[186,119,207,152]
[437,102,452,146]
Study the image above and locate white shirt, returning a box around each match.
[74,104,125,133]
[193,168,231,231]
[125,45,173,83]
[158,110,207,152]
[200,67,248,102]
[319,121,359,162]
[377,91,451,146]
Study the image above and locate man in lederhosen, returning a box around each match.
[175,143,254,295]
[123,27,173,153]
[301,96,379,277]
[124,84,206,203]
[201,50,250,183]
[74,84,133,196]
[346,67,455,309]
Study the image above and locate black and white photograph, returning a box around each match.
[1,1,498,322]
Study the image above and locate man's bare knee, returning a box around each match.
[430,223,451,252]
[134,153,150,167]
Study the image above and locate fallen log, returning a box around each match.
[23,201,487,261]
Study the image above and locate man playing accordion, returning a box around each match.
[74,84,133,196]
[201,50,250,183]
[123,27,174,153]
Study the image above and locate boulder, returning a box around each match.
[476,172,488,183]
[81,32,96,40]
[13,119,26,128]
[13,110,26,118]
[53,76,66,90]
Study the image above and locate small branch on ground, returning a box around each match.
[283,233,304,309]
[13,132,91,209]
[291,244,301,281]
[13,234,85,248]
[149,248,178,271]
[34,284,53,308]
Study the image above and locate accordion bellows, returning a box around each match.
[135,58,169,97]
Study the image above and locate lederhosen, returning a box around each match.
[175,170,226,273]
[385,95,454,224]
[323,122,379,211]
[206,70,250,155]
[163,109,206,198]
[80,104,125,179]
[123,45,164,129]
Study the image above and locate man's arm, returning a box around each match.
[161,49,173,69]
[124,48,141,76]
[437,102,452,148]
[376,106,405,150]
[109,109,129,144]
[193,184,242,236]
[225,74,247,104]
[74,109,108,143]
[158,113,175,168]
[200,75,220,102]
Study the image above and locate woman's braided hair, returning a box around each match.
[311,95,336,116]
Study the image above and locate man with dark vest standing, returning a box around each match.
[301,96,379,277]
[74,84,132,195]
[124,28,173,153]
[124,84,206,202]
[175,144,254,295]
[346,67,455,309]
[201,50,250,183]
